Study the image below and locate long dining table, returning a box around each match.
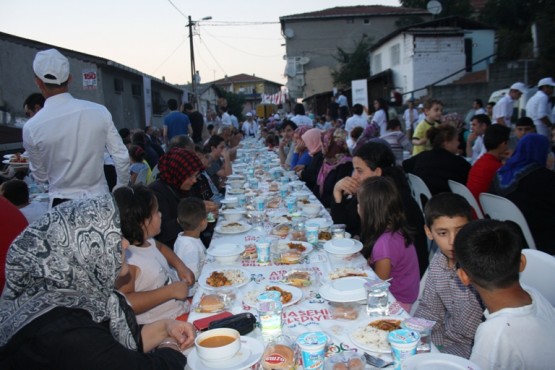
[185,140,411,370]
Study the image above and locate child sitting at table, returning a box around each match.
[174,197,208,295]
[357,176,420,312]
[414,193,483,359]
[454,219,555,369]
[114,185,193,324]
[128,144,149,185]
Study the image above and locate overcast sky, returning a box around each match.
[1,0,403,85]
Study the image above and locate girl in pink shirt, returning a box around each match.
[358,176,420,311]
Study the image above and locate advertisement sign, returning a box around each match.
[82,69,97,90]
[351,79,368,108]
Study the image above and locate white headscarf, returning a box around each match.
[0,194,138,350]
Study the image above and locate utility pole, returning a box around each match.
[187,16,211,109]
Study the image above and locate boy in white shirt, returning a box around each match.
[174,197,208,295]
[455,219,555,370]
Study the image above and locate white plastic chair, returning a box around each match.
[448,180,484,219]
[521,249,555,306]
[407,173,432,214]
[479,193,537,249]
[409,268,429,316]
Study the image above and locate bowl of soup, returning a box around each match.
[195,328,241,363]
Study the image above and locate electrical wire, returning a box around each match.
[166,0,187,18]
[152,37,187,74]
[196,35,227,76]
[202,29,282,58]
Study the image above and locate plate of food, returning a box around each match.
[276,241,313,255]
[328,267,369,280]
[266,197,281,209]
[349,316,405,353]
[318,232,351,243]
[192,292,233,313]
[198,268,250,290]
[2,153,29,167]
[323,238,363,255]
[271,223,291,237]
[242,284,302,308]
[269,213,293,224]
[215,221,252,234]
[282,269,315,288]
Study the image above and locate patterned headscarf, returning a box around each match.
[495,134,549,195]
[294,126,311,153]
[317,128,352,195]
[301,128,323,156]
[158,148,204,189]
[0,195,139,350]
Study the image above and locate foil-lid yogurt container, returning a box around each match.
[296,331,328,370]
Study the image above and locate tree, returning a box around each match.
[331,37,372,88]
[213,86,246,122]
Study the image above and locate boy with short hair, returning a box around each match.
[414,193,483,359]
[411,99,443,155]
[174,197,208,295]
[455,219,555,369]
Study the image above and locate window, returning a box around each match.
[132,84,141,96]
[152,91,166,115]
[114,78,124,93]
[373,53,382,73]
[363,18,370,24]
[390,44,400,66]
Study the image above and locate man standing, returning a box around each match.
[23,49,129,207]
[403,99,419,138]
[344,104,367,134]
[163,98,191,144]
[492,82,527,126]
[526,77,554,138]
[241,112,257,137]
[183,103,205,144]
[336,90,350,122]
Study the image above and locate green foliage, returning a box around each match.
[224,91,246,122]
[331,37,372,88]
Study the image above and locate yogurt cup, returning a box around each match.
[296,331,328,370]
[388,329,420,370]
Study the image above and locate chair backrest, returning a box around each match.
[148,165,160,184]
[521,249,555,306]
[479,193,537,249]
[135,167,149,186]
[407,173,432,213]
[409,268,429,316]
[448,180,484,219]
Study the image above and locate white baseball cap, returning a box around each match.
[510,82,527,94]
[538,77,555,88]
[245,112,253,117]
[33,48,70,85]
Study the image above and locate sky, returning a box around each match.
[1,0,402,86]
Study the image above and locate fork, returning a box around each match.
[363,352,394,368]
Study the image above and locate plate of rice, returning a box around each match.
[215,221,252,234]
[349,316,406,353]
[198,268,250,289]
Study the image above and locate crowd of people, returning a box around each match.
[1,48,555,369]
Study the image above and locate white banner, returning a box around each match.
[351,79,368,108]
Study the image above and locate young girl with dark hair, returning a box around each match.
[357,176,420,311]
[113,185,194,325]
[128,144,149,185]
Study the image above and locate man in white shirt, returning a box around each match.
[290,103,313,127]
[492,82,527,126]
[336,90,350,122]
[403,99,419,137]
[220,106,232,126]
[525,77,554,138]
[23,49,129,207]
[241,112,257,137]
[344,103,367,133]
[466,114,491,163]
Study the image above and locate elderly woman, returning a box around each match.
[149,148,217,248]
[298,128,324,195]
[492,134,555,253]
[316,128,353,207]
[0,195,195,369]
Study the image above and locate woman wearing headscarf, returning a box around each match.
[299,128,324,195]
[291,126,312,171]
[0,195,195,369]
[148,148,214,248]
[492,134,555,253]
[316,128,353,207]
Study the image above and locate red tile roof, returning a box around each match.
[281,5,428,20]
[212,73,282,86]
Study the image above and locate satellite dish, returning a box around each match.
[299,57,310,65]
[426,0,442,15]
[284,28,295,39]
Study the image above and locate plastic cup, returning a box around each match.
[330,224,346,239]
[296,331,328,370]
[256,241,271,265]
[388,329,420,370]
[255,197,266,211]
[285,197,297,213]
[305,223,319,245]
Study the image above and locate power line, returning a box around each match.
[202,29,282,58]
[203,21,279,26]
[166,0,187,18]
[152,38,187,75]
[196,35,227,76]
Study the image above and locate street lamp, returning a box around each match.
[187,15,212,109]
